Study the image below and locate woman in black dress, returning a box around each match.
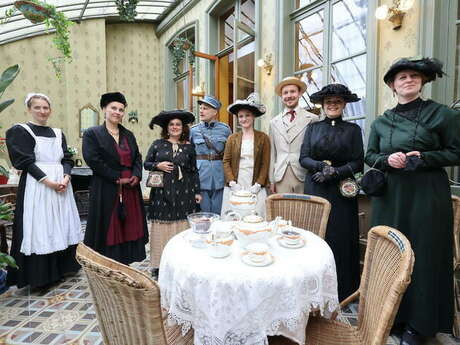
[6,93,81,289]
[83,92,148,265]
[299,84,363,301]
[145,110,200,277]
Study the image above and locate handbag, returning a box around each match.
[360,157,386,197]
[146,170,164,188]
[339,164,359,198]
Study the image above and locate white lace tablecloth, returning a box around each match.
[159,228,339,345]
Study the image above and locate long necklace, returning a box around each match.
[106,126,119,136]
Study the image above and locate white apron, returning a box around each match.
[19,124,82,255]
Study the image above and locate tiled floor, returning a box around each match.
[0,226,459,344]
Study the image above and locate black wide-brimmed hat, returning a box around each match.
[227,93,266,117]
[309,84,360,104]
[383,57,445,85]
[100,92,127,108]
[149,110,195,129]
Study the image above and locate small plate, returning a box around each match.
[276,236,306,249]
[240,251,274,267]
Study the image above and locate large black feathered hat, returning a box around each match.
[383,57,445,85]
[309,84,360,104]
[149,110,195,129]
[100,92,127,109]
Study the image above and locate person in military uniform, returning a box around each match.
[190,95,231,214]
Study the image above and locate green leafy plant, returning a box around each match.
[0,65,20,179]
[169,37,195,77]
[0,65,20,115]
[0,200,15,269]
[115,0,139,22]
[0,252,17,270]
[12,0,73,78]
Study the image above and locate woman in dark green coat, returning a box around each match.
[365,57,460,345]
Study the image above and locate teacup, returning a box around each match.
[246,242,269,263]
[207,233,233,258]
[280,229,302,245]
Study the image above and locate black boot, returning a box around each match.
[400,326,423,345]
[151,268,159,281]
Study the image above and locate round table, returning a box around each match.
[159,228,339,345]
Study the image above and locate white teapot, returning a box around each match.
[229,190,257,212]
[234,214,274,247]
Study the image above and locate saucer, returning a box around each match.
[276,236,306,249]
[240,251,274,267]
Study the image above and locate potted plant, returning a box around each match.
[0,200,16,294]
[11,1,73,78]
[169,37,195,77]
[115,0,139,22]
[13,0,51,23]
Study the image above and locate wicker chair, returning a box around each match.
[265,193,331,239]
[452,195,460,337]
[76,243,193,345]
[294,226,413,345]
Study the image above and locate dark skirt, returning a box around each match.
[372,168,453,336]
[304,176,360,301]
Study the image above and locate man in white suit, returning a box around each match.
[269,76,319,194]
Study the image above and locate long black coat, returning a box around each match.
[82,124,148,264]
[299,116,364,301]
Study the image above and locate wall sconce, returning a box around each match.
[375,0,414,30]
[192,82,205,97]
[257,53,273,76]
[128,110,139,124]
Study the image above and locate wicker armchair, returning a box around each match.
[265,193,331,239]
[300,226,414,345]
[452,195,460,337]
[76,243,193,345]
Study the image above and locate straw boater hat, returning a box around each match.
[383,57,445,85]
[275,76,307,96]
[309,84,360,104]
[100,92,127,108]
[149,110,195,129]
[227,93,266,117]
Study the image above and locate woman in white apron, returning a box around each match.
[221,93,270,218]
[5,93,81,290]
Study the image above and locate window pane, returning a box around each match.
[220,7,235,50]
[331,54,366,119]
[297,68,323,109]
[332,0,367,61]
[241,0,255,30]
[296,0,314,8]
[455,24,460,102]
[295,10,324,71]
[176,79,185,109]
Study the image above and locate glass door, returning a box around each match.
[217,0,256,130]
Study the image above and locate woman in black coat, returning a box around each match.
[83,92,148,265]
[299,84,363,301]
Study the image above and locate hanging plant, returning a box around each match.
[13,0,73,79]
[115,0,139,22]
[169,37,195,77]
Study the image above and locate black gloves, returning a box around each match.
[311,164,339,183]
[404,156,426,171]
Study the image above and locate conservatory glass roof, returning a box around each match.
[0,0,179,44]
